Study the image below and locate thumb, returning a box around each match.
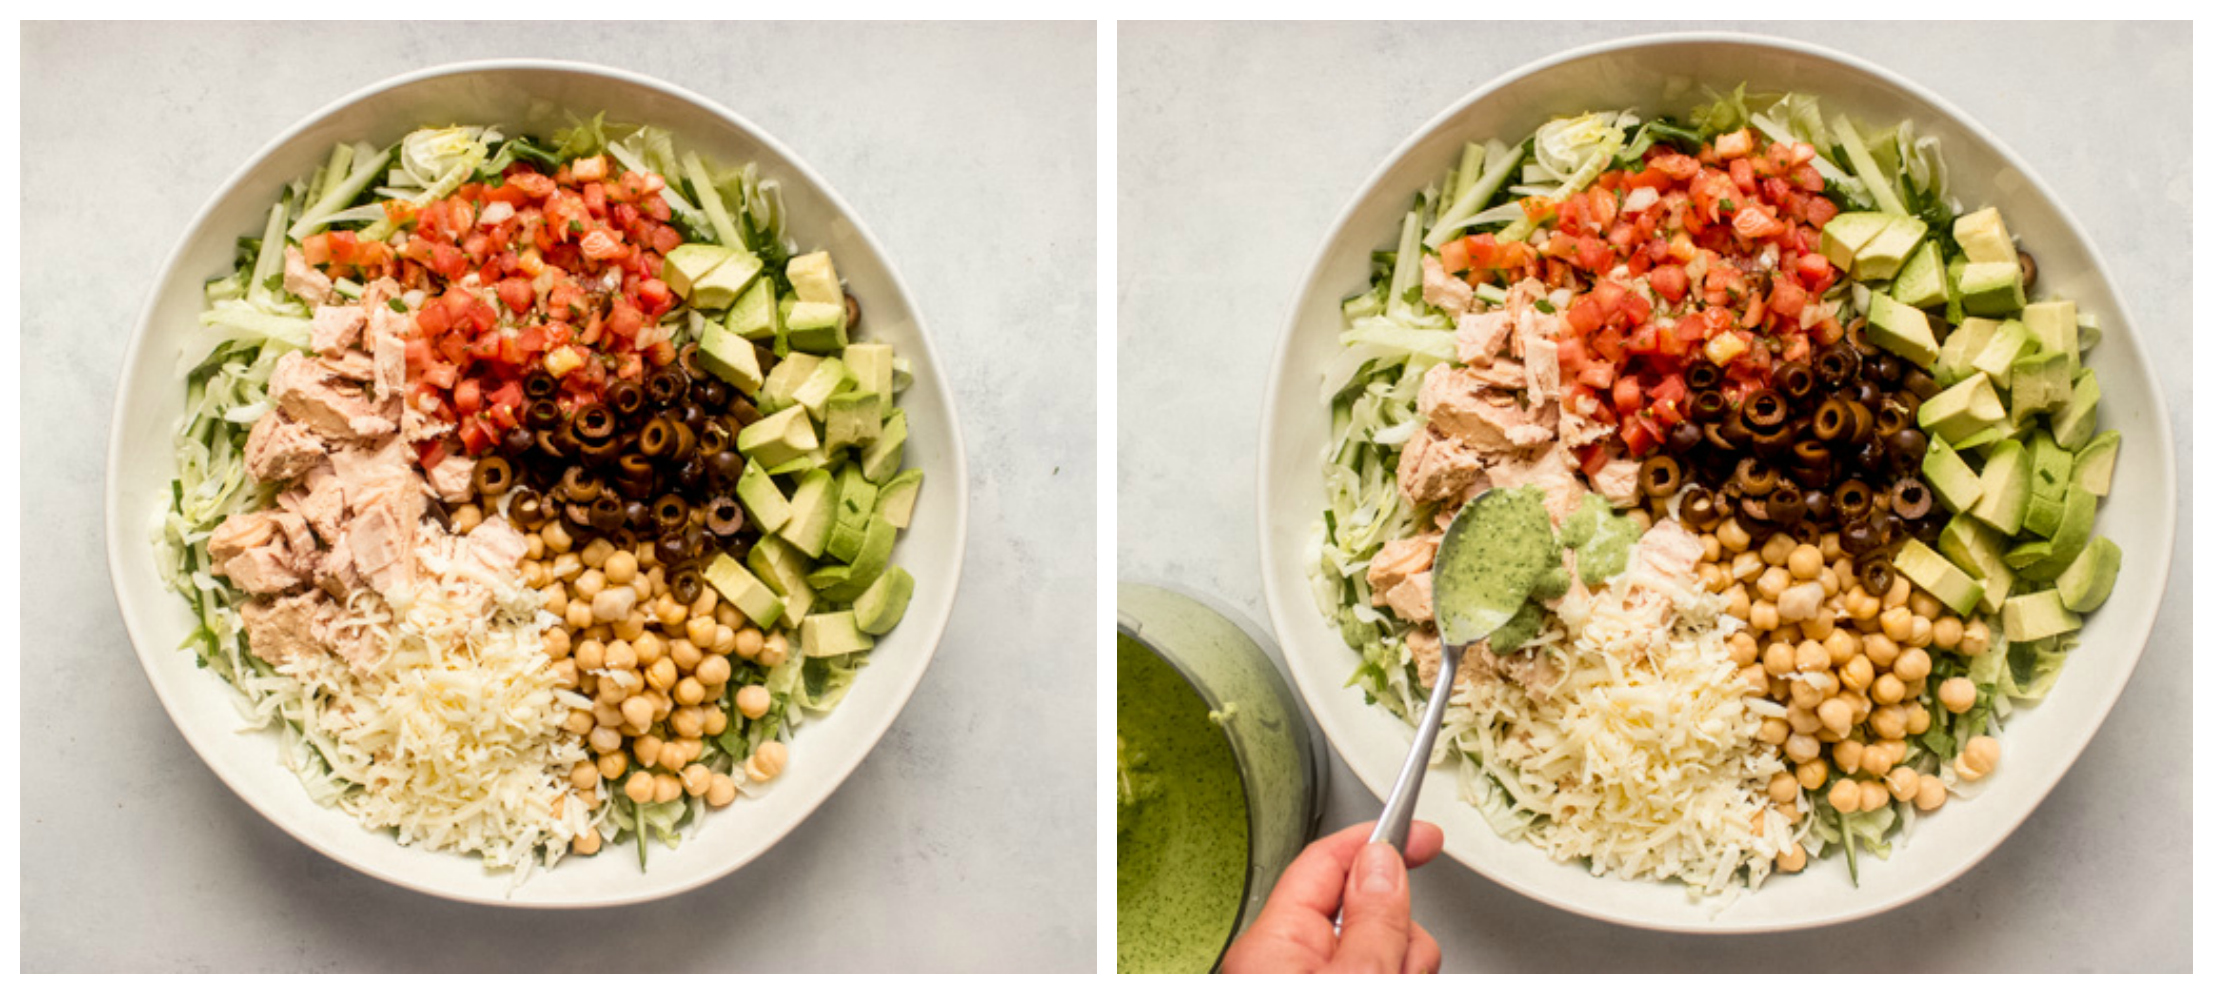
[1328,842,1412,973]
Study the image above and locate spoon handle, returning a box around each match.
[1371,641,1460,851]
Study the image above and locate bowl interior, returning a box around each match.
[1257,35,2174,932]
[106,63,967,906]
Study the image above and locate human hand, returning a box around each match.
[1219,820,1444,974]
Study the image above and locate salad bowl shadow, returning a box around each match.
[105,60,969,907]
[1255,33,2174,933]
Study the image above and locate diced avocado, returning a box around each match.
[806,563,852,590]
[2009,350,2073,418]
[786,251,844,306]
[1866,291,1939,369]
[1852,216,1927,282]
[736,405,820,468]
[1970,319,2032,386]
[1935,317,1999,386]
[759,352,823,414]
[768,451,834,477]
[747,535,812,596]
[2001,589,2081,643]
[800,611,874,657]
[2056,536,2122,613]
[859,409,907,484]
[728,277,781,341]
[1892,241,1948,310]
[703,554,784,629]
[1939,516,2016,610]
[697,323,765,395]
[1922,437,1985,513]
[2021,300,2078,367]
[781,582,816,627]
[2077,312,2104,353]
[843,342,896,421]
[853,566,914,635]
[686,249,763,311]
[2024,432,2075,538]
[1959,261,2026,317]
[823,390,883,453]
[1950,422,2011,452]
[1819,212,1894,272]
[823,514,897,600]
[876,469,923,529]
[1896,539,1985,616]
[661,244,739,301]
[1969,438,2030,535]
[2051,369,2101,450]
[2016,485,2098,582]
[792,356,854,419]
[1918,372,2007,444]
[826,466,879,563]
[785,300,848,354]
[1953,206,2018,265]
[1944,254,1967,326]
[2071,430,2120,495]
[2002,540,2052,571]
[735,460,793,535]
[779,469,838,558]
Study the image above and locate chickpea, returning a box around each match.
[1870,673,1906,706]
[760,632,790,668]
[1697,563,1726,593]
[1932,616,1963,651]
[613,612,648,642]
[1753,566,1790,603]
[1892,647,1932,683]
[1905,703,1932,735]
[1959,619,1991,657]
[622,771,655,804]
[1814,698,1852,736]
[707,625,735,655]
[675,676,706,706]
[1779,800,1802,824]
[1777,583,1823,623]
[1776,842,1808,873]
[715,604,745,632]
[1818,566,1842,598]
[1833,738,1865,775]
[572,569,606,603]
[1783,542,1822,580]
[1938,677,1978,714]
[1840,655,1874,691]
[729,683,771,721]
[589,726,623,754]
[1828,779,1864,814]
[653,773,683,804]
[1868,705,1907,743]
[571,826,603,856]
[1793,639,1828,675]
[1818,532,1842,560]
[633,631,665,666]
[697,655,733,688]
[1784,733,1822,764]
[541,626,572,661]
[1757,718,1790,745]
[1795,758,1829,791]
[604,549,639,585]
[656,598,689,630]
[745,741,789,782]
[569,762,601,791]
[646,658,678,691]
[1762,641,1795,676]
[526,533,547,560]
[1915,776,1950,812]
[1802,609,1837,642]
[1717,517,1752,552]
[1882,577,1913,610]
[1756,533,1791,566]
[597,751,629,781]
[543,521,573,553]
[1820,629,1858,667]
[682,763,713,797]
[600,640,635,672]
[544,585,569,618]
[1749,600,1780,631]
[671,706,705,739]
[564,599,594,632]
[685,615,718,649]
[1729,551,1761,582]
[592,700,623,729]
[1700,533,1722,563]
[670,639,704,670]
[706,772,739,808]
[1957,735,2001,781]
[551,659,579,689]
[1845,588,1880,622]
[1785,704,1822,736]
[702,707,730,736]
[562,708,596,736]
[620,695,655,730]
[1885,767,1921,803]
[1768,772,1799,804]
[1788,676,1823,711]
[1858,742,1896,778]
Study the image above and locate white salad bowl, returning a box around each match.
[1256,34,2175,933]
[105,61,968,907]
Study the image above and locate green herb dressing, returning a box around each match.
[1116,634,1248,973]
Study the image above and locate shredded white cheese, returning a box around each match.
[265,532,591,875]
[1450,533,1792,896]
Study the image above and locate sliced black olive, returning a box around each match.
[675,455,707,492]
[508,486,548,527]
[639,416,679,458]
[655,529,690,567]
[1840,517,1885,558]
[1850,439,1889,474]
[624,499,653,532]
[560,465,602,503]
[1888,428,1929,469]
[1812,398,1850,442]
[563,498,596,533]
[678,343,708,382]
[589,494,626,532]
[728,395,764,428]
[525,398,564,430]
[1845,400,1876,445]
[1874,404,1910,439]
[1686,362,1723,392]
[2019,250,2038,291]
[472,456,514,497]
[1802,488,1832,521]
[693,377,731,410]
[524,370,559,399]
[1867,352,1904,386]
[647,368,689,407]
[652,495,691,534]
[1891,478,1935,520]
[609,380,647,419]
[1767,483,1806,526]
[1679,486,1720,528]
[499,426,536,459]
[576,431,622,464]
[679,401,708,434]
[670,568,705,606]
[1732,458,1780,497]
[1791,437,1832,469]
[704,496,746,537]
[1834,479,1875,521]
[1776,361,1818,407]
[1741,389,1789,431]
[574,403,618,441]
[1789,460,1835,491]
[844,292,863,330]
[1814,344,1861,386]
[707,449,746,485]
[1689,390,1730,423]
[612,474,657,502]
[616,452,656,482]
[696,418,734,458]
[1856,555,1896,597]
[1739,496,1772,524]
[1639,456,1683,499]
[534,427,568,461]
[1901,369,1940,401]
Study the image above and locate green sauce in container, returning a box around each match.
[1116,634,1249,973]
[1116,583,1327,974]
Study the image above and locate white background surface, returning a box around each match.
[22,21,1096,972]
[1119,21,2190,971]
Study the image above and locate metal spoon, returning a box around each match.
[1339,487,1552,925]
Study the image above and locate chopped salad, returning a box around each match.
[1310,86,2123,895]
[160,115,924,877]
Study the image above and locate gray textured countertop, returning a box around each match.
[22,21,1096,972]
[1118,21,2190,972]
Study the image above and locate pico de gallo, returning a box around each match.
[1313,86,2124,895]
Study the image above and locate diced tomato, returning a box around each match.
[1439,238,1470,275]
[1649,263,1689,303]
[1578,444,1611,477]
[1650,152,1701,180]
[496,277,535,313]
[453,378,484,417]
[1574,236,1614,273]
[1768,278,1809,321]
[1567,295,1605,335]
[606,301,644,342]
[1732,203,1786,240]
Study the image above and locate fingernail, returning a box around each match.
[1356,842,1402,895]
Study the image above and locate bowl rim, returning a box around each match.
[103,57,971,908]
[1255,30,2176,932]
